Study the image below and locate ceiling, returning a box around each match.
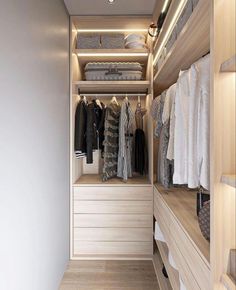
[64,0,156,15]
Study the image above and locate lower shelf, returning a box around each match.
[74,174,151,186]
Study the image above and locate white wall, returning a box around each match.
[0,1,69,290]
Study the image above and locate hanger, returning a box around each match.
[111,95,118,105]
[125,93,129,102]
[83,95,87,103]
[95,95,102,109]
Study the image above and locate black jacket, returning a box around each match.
[74,100,87,155]
[86,100,106,164]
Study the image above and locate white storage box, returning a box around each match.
[84,62,143,81]
[101,34,125,49]
[77,34,101,49]
[176,0,193,36]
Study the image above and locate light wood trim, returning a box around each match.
[230,249,236,281]
[154,0,210,94]
[221,274,236,290]
[74,214,152,228]
[73,174,151,186]
[71,254,153,261]
[155,240,180,290]
[74,228,152,242]
[74,241,153,256]
[73,186,152,200]
[73,80,151,93]
[221,174,236,188]
[74,200,153,214]
[220,55,236,72]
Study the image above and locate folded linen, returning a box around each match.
[154,221,166,242]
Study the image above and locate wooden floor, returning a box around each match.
[59,260,160,290]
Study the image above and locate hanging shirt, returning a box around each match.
[117,99,135,181]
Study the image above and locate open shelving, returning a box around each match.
[221,174,236,188]
[220,54,236,72]
[153,0,210,93]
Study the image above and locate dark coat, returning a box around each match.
[74,100,87,155]
[86,100,106,164]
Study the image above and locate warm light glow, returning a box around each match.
[77,52,149,57]
[153,0,187,66]
[162,0,170,13]
[77,29,148,33]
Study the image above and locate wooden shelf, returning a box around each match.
[154,184,210,266]
[154,0,210,94]
[221,274,236,290]
[155,240,180,290]
[73,80,150,93]
[221,174,236,188]
[74,49,149,66]
[153,245,173,290]
[74,174,151,187]
[220,55,236,72]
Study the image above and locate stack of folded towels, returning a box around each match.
[125,34,147,49]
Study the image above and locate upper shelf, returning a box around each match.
[221,174,236,188]
[73,80,150,93]
[220,55,236,72]
[74,49,150,66]
[154,0,210,94]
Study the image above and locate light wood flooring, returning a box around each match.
[59,260,160,290]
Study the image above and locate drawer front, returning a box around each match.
[74,186,153,200]
[74,214,152,228]
[74,228,152,242]
[169,217,210,290]
[74,200,152,214]
[74,241,153,256]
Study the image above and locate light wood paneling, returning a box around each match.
[59,260,160,290]
[74,200,153,214]
[221,174,236,188]
[154,0,210,94]
[74,228,152,242]
[73,80,151,94]
[73,186,152,200]
[74,241,153,256]
[74,214,152,228]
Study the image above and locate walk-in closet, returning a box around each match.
[1,0,234,290]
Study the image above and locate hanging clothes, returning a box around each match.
[188,54,210,190]
[74,99,87,158]
[117,98,135,181]
[102,102,121,181]
[134,101,147,175]
[157,91,174,188]
[173,70,190,185]
[166,83,177,161]
[86,100,106,164]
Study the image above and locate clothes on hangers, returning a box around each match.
[135,101,147,130]
[102,102,121,181]
[74,99,87,158]
[117,98,135,181]
[86,99,106,164]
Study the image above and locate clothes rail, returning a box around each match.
[79,93,147,97]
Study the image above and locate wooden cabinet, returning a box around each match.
[154,185,211,290]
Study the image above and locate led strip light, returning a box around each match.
[77,29,148,33]
[153,0,188,66]
[77,52,148,57]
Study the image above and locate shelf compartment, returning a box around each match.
[154,0,210,94]
[221,174,236,188]
[74,49,149,66]
[74,174,151,187]
[220,55,236,72]
[73,80,150,93]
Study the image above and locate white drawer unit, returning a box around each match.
[72,185,153,259]
[153,185,211,290]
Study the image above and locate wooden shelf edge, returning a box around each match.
[74,48,150,54]
[221,174,236,188]
[221,274,236,290]
[220,55,236,72]
[71,254,153,260]
[154,0,210,91]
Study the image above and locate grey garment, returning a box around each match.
[117,99,135,181]
[135,102,147,130]
[150,91,166,138]
[157,120,174,188]
[102,102,121,181]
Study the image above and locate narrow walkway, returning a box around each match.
[59,260,160,290]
